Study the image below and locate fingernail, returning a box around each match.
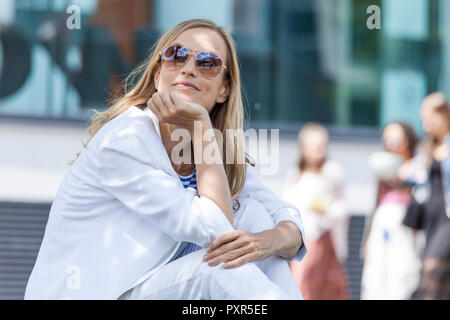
[203,255,208,261]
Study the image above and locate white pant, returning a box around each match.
[119,198,303,300]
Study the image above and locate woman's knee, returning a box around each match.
[207,261,265,286]
[235,198,275,232]
[206,262,288,299]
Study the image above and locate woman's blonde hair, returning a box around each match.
[421,92,450,166]
[78,19,252,201]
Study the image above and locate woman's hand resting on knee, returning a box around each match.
[202,221,302,269]
[202,230,277,268]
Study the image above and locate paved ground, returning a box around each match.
[0,119,380,216]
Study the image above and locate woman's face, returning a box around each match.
[421,105,449,139]
[154,27,230,113]
[301,131,327,167]
[382,123,409,159]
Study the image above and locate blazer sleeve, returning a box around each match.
[96,121,233,248]
[240,167,307,262]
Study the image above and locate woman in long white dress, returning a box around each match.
[361,122,425,300]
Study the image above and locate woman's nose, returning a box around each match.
[180,54,197,77]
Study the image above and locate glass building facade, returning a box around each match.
[1,0,449,135]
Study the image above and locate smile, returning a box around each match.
[173,82,200,91]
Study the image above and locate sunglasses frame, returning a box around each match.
[160,44,228,79]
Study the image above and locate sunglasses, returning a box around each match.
[160,44,228,79]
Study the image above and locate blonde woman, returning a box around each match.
[282,123,349,300]
[25,19,306,300]
[404,92,450,299]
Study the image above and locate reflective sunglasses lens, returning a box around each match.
[196,52,222,77]
[162,45,189,68]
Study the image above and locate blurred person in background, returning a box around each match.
[361,122,425,300]
[282,123,349,300]
[404,92,450,300]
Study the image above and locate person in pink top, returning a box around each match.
[361,122,426,299]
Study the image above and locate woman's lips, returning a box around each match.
[173,82,199,91]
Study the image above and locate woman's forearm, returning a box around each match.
[272,221,303,259]
[191,116,234,228]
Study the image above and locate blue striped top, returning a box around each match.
[168,168,202,262]
[178,168,197,190]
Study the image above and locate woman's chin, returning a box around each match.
[175,90,198,102]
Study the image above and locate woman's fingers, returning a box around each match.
[207,230,243,253]
[205,230,276,268]
[150,91,183,121]
[206,245,253,267]
[170,91,182,108]
[147,97,161,120]
[149,92,177,123]
[223,251,259,269]
[149,91,207,127]
[151,92,166,116]
[203,237,245,261]
[160,91,175,111]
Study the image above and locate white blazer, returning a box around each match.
[24,106,306,299]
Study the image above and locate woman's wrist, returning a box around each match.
[273,221,302,260]
[265,228,283,257]
[189,111,212,137]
